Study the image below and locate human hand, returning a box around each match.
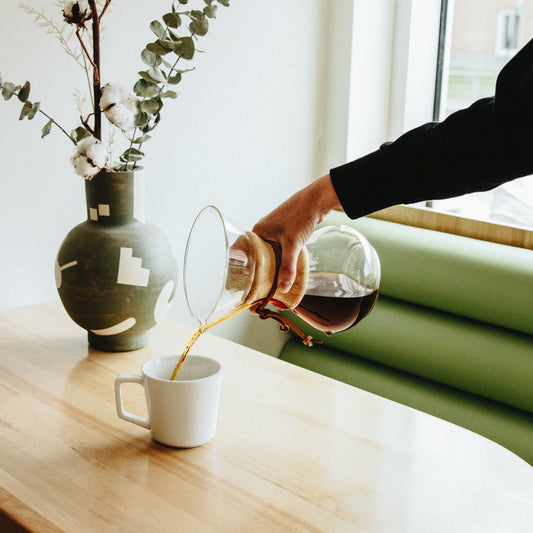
[252,174,341,293]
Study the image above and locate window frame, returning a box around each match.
[369,205,533,248]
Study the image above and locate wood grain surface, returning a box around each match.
[1,302,532,532]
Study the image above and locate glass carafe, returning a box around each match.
[278,225,380,335]
[183,205,380,342]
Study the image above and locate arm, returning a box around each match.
[332,38,533,219]
[255,38,533,292]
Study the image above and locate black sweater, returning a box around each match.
[330,38,533,220]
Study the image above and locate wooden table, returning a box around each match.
[1,302,532,532]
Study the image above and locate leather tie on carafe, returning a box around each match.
[249,239,322,347]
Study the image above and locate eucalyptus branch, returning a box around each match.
[0,80,76,144]
[39,108,77,144]
[129,43,188,169]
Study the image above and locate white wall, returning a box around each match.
[0,1,348,354]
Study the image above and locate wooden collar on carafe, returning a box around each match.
[246,232,322,347]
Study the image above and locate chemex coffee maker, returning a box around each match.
[183,205,381,346]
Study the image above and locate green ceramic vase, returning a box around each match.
[55,170,178,351]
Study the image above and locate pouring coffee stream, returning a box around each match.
[170,301,252,381]
[172,205,381,380]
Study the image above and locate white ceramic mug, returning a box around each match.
[115,355,222,448]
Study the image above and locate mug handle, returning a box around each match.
[114,374,151,429]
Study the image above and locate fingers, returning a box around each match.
[276,241,301,294]
[252,218,304,294]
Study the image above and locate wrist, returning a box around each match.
[311,174,342,216]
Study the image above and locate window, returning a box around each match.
[424,0,533,232]
[358,0,533,248]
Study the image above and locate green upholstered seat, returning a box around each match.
[278,212,533,466]
[279,337,533,466]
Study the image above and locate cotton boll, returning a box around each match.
[101,84,139,131]
[71,154,99,179]
[63,1,91,25]
[70,136,108,179]
[100,84,123,110]
[105,103,136,131]
[84,138,108,168]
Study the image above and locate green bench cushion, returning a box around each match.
[279,337,533,467]
[286,295,533,414]
[279,212,533,465]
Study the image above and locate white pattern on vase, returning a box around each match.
[55,259,78,289]
[154,279,175,323]
[90,317,137,336]
[117,247,150,287]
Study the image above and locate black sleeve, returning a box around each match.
[330,38,533,220]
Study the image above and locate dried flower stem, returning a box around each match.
[75,29,98,79]
[19,2,84,69]
[88,0,102,140]
[99,0,112,19]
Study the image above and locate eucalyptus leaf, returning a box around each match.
[18,100,32,120]
[18,81,30,102]
[134,78,161,98]
[146,42,168,56]
[191,10,204,19]
[163,12,181,28]
[1,82,16,100]
[71,126,91,143]
[178,0,189,4]
[141,48,161,67]
[132,134,151,144]
[217,0,230,6]
[167,28,180,41]
[41,119,52,138]
[141,98,162,114]
[27,101,40,119]
[161,90,177,99]
[134,111,150,127]
[159,39,179,52]
[190,17,208,36]
[174,36,195,59]
[120,147,144,162]
[167,72,182,85]
[150,20,166,39]
[141,112,161,133]
[138,70,163,85]
[204,5,217,18]
[148,67,166,83]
